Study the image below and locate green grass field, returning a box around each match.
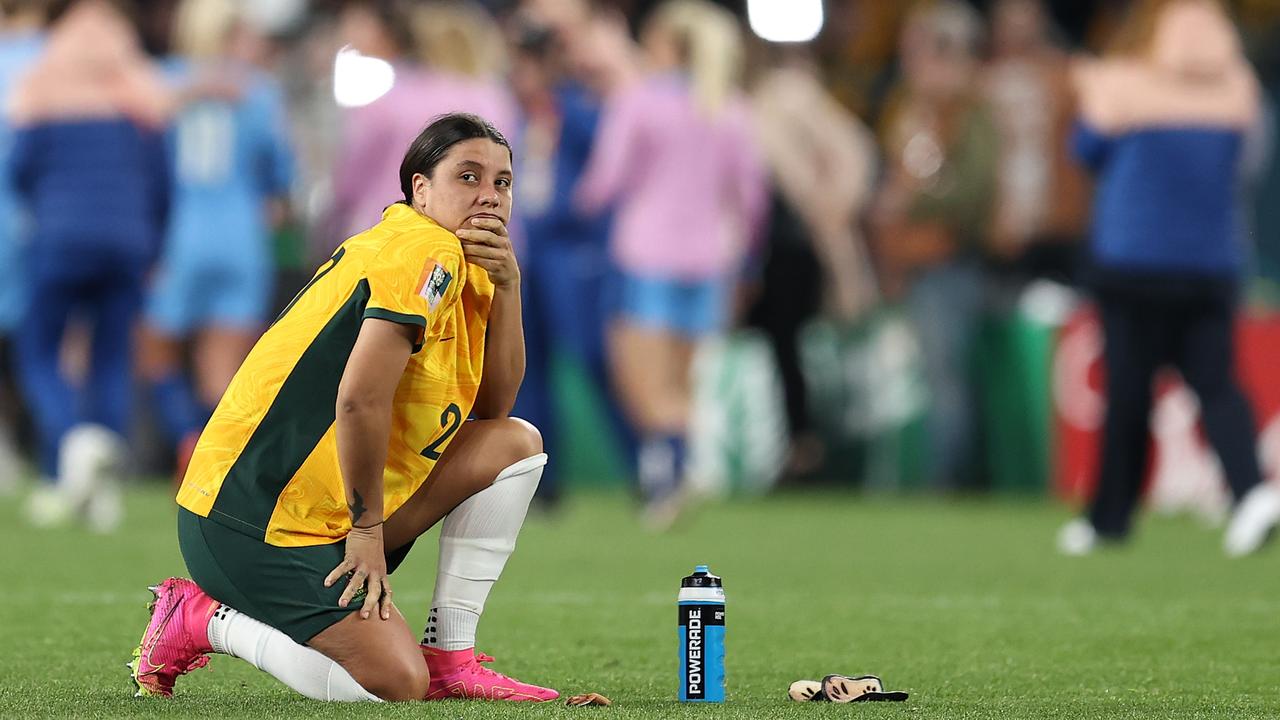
[3,483,1279,719]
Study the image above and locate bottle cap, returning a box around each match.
[682,565,722,588]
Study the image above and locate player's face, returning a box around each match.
[413,138,514,235]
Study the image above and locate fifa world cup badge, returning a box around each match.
[418,261,453,311]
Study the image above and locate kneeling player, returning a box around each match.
[129,113,558,702]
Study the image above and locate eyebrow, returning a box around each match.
[455,159,513,176]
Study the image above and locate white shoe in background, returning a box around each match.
[59,424,128,533]
[1057,518,1098,556]
[1223,483,1280,557]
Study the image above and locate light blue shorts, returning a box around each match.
[617,273,728,338]
[146,252,271,334]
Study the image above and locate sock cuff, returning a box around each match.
[495,453,548,482]
[206,604,236,655]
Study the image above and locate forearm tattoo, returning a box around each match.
[348,489,368,524]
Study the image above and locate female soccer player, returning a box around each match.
[130,113,559,702]
[138,0,295,472]
[575,0,765,525]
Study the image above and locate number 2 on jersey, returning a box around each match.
[421,403,463,460]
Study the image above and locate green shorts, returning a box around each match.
[177,508,414,644]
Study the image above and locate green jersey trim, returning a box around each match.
[362,307,427,353]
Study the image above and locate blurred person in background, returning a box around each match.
[0,0,46,493]
[747,46,878,479]
[872,0,997,490]
[329,0,516,242]
[982,0,1089,280]
[138,0,295,478]
[575,0,766,524]
[10,0,172,531]
[1058,0,1280,557]
[507,2,635,509]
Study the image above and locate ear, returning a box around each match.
[411,172,430,208]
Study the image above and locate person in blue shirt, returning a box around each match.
[138,0,294,472]
[10,0,172,531]
[1057,0,1280,557]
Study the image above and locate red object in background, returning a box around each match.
[1053,306,1280,504]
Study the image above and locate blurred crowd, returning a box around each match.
[3,0,1280,535]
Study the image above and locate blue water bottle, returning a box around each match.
[678,564,725,702]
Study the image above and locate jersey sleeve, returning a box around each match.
[362,234,463,353]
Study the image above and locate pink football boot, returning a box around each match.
[421,646,559,702]
[128,577,219,698]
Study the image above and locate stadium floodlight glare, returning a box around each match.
[333,45,396,108]
[747,0,824,43]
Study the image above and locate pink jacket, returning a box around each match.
[576,74,767,280]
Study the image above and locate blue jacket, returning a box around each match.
[1074,122,1246,279]
[10,117,169,276]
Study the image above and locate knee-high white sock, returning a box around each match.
[422,453,547,651]
[207,604,381,702]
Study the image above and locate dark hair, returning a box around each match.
[398,112,512,204]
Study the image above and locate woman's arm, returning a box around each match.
[473,283,524,419]
[324,317,415,620]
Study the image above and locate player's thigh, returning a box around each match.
[608,322,668,409]
[383,418,543,550]
[193,326,258,402]
[445,416,542,472]
[307,604,427,702]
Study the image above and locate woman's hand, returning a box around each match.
[324,523,393,620]
[457,217,520,289]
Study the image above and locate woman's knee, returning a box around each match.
[503,417,544,459]
[354,654,429,702]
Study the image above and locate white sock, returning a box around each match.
[422,453,546,651]
[207,604,381,702]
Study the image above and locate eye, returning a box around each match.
[460,172,478,183]
[496,177,511,189]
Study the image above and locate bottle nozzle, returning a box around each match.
[695,564,709,574]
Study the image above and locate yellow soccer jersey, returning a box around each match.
[176,203,495,547]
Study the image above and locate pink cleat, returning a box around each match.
[128,577,219,698]
[421,646,560,702]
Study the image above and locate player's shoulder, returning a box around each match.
[354,206,464,272]
[384,221,463,269]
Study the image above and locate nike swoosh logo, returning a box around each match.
[143,602,182,672]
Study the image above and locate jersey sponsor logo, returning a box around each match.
[418,260,453,311]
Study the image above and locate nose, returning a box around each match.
[479,186,500,208]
